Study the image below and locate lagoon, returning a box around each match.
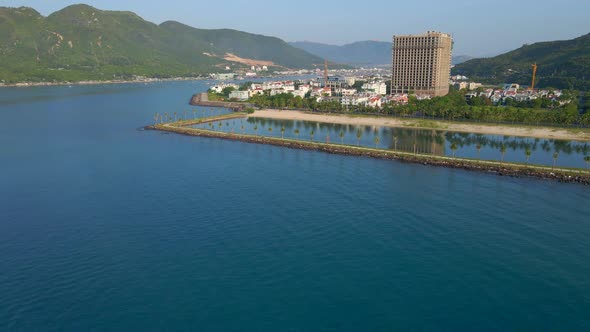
[192,116,590,168]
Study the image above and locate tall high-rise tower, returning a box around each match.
[391,31,453,97]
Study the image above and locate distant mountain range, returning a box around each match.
[453,33,590,90]
[289,41,474,66]
[0,5,327,83]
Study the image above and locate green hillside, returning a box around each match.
[0,4,326,83]
[452,33,590,90]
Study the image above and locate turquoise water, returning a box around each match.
[1,81,590,331]
[193,117,590,168]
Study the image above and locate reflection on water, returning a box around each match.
[191,117,590,168]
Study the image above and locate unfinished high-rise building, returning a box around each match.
[391,31,453,97]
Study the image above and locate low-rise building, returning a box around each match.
[210,83,239,93]
[362,82,387,95]
[341,95,369,106]
[229,90,250,101]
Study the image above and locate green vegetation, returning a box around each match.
[453,33,590,90]
[0,5,326,83]
[249,88,590,127]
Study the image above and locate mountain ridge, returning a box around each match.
[0,4,327,83]
[452,33,590,89]
[289,40,474,66]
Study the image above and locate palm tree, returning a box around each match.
[268,127,273,136]
[253,124,258,136]
[585,156,590,171]
[294,128,300,139]
[339,131,345,144]
[393,136,398,151]
[153,113,159,125]
[525,147,532,165]
[241,125,245,134]
[164,112,169,123]
[476,144,482,160]
[356,128,362,146]
[218,122,223,131]
[310,129,315,141]
[174,112,178,122]
[281,126,285,139]
[374,135,380,149]
[500,144,507,163]
[450,142,458,158]
[553,152,559,170]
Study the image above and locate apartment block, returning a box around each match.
[391,31,453,97]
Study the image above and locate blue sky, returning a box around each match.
[3,0,589,56]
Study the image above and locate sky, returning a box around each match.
[3,0,590,57]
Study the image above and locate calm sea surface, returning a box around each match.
[1,81,590,331]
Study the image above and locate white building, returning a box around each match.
[368,96,382,108]
[362,82,387,95]
[210,83,239,93]
[229,90,250,101]
[340,88,357,96]
[291,90,307,98]
[341,95,369,106]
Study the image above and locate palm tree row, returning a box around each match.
[162,115,590,170]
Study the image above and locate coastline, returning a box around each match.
[249,109,590,142]
[0,77,206,88]
[146,115,590,186]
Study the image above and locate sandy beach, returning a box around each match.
[249,109,590,142]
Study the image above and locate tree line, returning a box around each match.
[249,89,590,127]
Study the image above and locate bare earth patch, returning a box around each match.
[223,53,279,67]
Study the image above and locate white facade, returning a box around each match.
[210,83,238,93]
[341,96,369,106]
[340,89,357,96]
[291,90,307,98]
[362,82,387,95]
[229,90,250,101]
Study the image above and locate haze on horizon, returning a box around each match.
[3,0,589,57]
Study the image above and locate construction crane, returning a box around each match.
[530,63,538,90]
[324,59,329,88]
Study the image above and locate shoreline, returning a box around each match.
[0,77,207,88]
[249,109,590,142]
[146,115,590,186]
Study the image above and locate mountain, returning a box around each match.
[290,40,474,67]
[290,41,391,66]
[0,5,327,83]
[452,33,590,90]
[452,55,475,65]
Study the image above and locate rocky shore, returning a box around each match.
[147,120,590,186]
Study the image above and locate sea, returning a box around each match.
[1,80,589,331]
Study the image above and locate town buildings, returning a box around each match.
[391,31,453,97]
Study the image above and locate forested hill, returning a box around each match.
[0,5,326,83]
[452,33,590,90]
